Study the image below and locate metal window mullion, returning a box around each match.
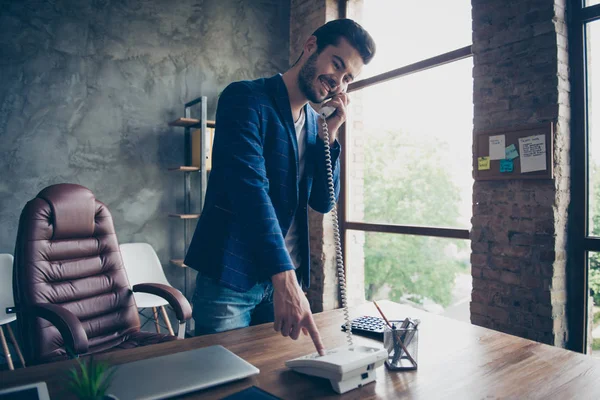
[584,238,600,252]
[348,45,472,93]
[568,0,588,353]
[581,3,600,22]
[345,222,469,240]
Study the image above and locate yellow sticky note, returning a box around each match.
[478,156,490,170]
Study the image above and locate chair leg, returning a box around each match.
[6,324,26,368]
[0,326,14,371]
[160,306,175,336]
[152,307,161,333]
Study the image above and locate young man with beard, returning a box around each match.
[184,19,375,355]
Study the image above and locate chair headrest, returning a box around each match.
[37,184,96,240]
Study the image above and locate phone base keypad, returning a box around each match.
[341,316,386,339]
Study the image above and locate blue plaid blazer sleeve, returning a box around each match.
[308,137,341,213]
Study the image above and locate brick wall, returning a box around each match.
[470,0,570,346]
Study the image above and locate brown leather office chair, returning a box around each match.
[12,183,192,365]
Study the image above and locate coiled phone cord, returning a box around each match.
[321,115,353,347]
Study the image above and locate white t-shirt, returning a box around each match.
[285,108,307,269]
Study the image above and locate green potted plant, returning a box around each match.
[66,356,118,400]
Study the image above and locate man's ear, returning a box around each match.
[304,35,318,55]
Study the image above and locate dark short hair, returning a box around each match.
[312,19,376,65]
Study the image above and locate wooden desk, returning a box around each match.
[2,300,600,399]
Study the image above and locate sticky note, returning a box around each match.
[478,156,490,170]
[500,159,514,173]
[489,135,506,160]
[505,144,519,160]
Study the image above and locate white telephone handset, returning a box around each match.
[319,105,336,119]
[285,104,387,394]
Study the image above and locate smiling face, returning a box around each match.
[297,37,364,104]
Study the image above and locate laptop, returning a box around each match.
[108,345,259,400]
[0,382,50,400]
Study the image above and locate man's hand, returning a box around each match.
[318,92,350,145]
[271,270,325,356]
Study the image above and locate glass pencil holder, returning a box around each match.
[383,319,420,371]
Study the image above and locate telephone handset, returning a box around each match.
[319,105,336,119]
[285,106,387,394]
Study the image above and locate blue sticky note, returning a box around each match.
[505,144,519,160]
[500,159,514,173]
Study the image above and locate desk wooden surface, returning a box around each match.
[2,300,600,399]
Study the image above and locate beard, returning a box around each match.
[298,52,328,103]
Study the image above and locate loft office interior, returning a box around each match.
[1,0,600,398]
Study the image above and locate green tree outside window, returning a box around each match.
[363,129,469,307]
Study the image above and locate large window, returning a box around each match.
[571,1,600,354]
[586,16,600,356]
[347,58,473,229]
[588,21,600,235]
[345,231,471,317]
[343,1,473,322]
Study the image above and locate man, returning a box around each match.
[184,18,375,355]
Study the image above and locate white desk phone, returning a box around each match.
[285,102,388,394]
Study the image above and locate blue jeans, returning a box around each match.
[192,273,274,336]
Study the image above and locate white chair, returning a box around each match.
[119,243,176,336]
[0,254,25,370]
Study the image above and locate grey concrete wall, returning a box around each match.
[0,0,290,294]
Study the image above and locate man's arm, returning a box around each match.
[308,137,341,213]
[308,93,348,213]
[271,270,325,356]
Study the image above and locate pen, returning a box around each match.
[373,300,393,328]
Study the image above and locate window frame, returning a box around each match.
[569,0,600,353]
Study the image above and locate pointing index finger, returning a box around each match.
[306,316,325,356]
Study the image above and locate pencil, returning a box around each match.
[373,300,393,328]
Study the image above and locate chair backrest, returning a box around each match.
[119,243,170,308]
[119,243,170,287]
[0,254,15,325]
[12,184,141,364]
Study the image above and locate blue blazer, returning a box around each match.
[184,74,341,292]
